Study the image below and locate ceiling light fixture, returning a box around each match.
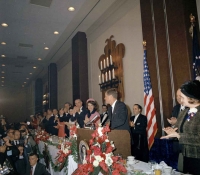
[1,23,8,27]
[1,85,4,87]
[24,82,26,84]
[29,73,32,75]
[68,7,75,11]
[26,78,29,80]
[1,77,5,79]
[38,58,42,61]
[2,64,5,67]
[33,66,36,69]
[1,71,5,73]
[1,81,4,83]
[22,85,24,87]
[44,47,49,50]
[1,55,5,57]
[54,31,59,35]
[1,42,6,45]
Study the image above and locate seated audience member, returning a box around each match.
[16,145,26,175]
[0,144,6,166]
[104,88,130,131]
[26,153,50,175]
[73,99,88,128]
[100,104,109,126]
[44,114,51,133]
[130,104,149,162]
[6,129,15,141]
[3,137,20,174]
[84,98,100,126]
[30,115,38,129]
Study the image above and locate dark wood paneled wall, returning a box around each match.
[140,0,199,137]
[72,32,89,104]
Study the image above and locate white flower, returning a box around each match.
[63,148,69,154]
[196,76,200,81]
[94,142,100,147]
[189,108,198,113]
[105,156,113,166]
[93,160,99,167]
[105,139,109,142]
[98,127,103,137]
[95,155,104,162]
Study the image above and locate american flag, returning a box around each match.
[192,25,200,80]
[143,49,157,149]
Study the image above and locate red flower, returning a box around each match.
[112,156,119,163]
[106,145,113,154]
[112,169,120,175]
[102,124,111,134]
[91,130,99,139]
[99,161,109,172]
[93,147,102,156]
[87,163,94,172]
[87,149,92,155]
[89,139,94,145]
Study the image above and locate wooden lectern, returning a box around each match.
[77,128,131,159]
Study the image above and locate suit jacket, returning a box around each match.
[130,114,147,135]
[26,162,50,175]
[48,116,58,135]
[175,105,200,158]
[171,104,181,118]
[75,107,88,128]
[108,101,130,131]
[100,112,109,126]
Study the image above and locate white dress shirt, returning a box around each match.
[111,100,117,113]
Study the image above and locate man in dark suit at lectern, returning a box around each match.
[104,88,129,131]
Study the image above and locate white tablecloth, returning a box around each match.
[38,141,77,175]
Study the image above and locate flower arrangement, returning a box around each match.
[73,124,127,175]
[34,130,50,144]
[56,141,72,163]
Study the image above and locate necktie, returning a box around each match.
[30,166,33,175]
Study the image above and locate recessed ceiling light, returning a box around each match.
[22,85,24,87]
[44,47,49,50]
[1,23,8,27]
[24,82,26,84]
[33,66,36,69]
[38,58,42,61]
[1,85,4,87]
[1,81,4,83]
[26,78,29,80]
[1,71,5,73]
[54,31,59,35]
[68,7,75,11]
[1,55,5,58]
[2,64,5,67]
[1,42,6,45]
[29,73,32,75]
[1,77,5,79]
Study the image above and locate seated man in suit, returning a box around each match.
[104,88,129,131]
[130,104,149,162]
[26,153,50,175]
[100,104,109,126]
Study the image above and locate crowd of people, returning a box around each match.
[0,80,199,175]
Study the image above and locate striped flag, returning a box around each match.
[143,49,157,149]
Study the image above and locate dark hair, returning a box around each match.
[64,102,72,106]
[102,104,108,109]
[29,152,39,159]
[106,88,118,99]
[69,107,74,110]
[87,100,98,111]
[134,104,143,112]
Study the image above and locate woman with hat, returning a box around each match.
[84,98,100,126]
[161,80,200,174]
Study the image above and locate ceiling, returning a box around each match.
[0,0,117,89]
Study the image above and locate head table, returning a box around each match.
[37,140,185,175]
